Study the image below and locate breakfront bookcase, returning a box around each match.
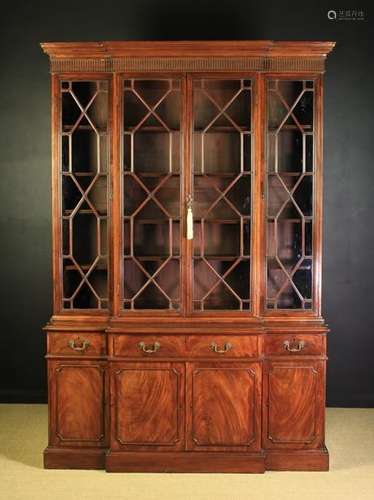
[41,41,335,473]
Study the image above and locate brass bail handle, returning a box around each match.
[138,341,161,354]
[284,339,305,352]
[68,337,90,352]
[186,195,193,240]
[211,342,233,354]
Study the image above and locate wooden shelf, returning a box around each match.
[194,126,250,133]
[124,256,180,261]
[268,265,311,271]
[123,218,180,224]
[124,171,180,177]
[64,263,107,271]
[124,126,250,133]
[268,124,312,131]
[62,125,107,133]
[268,171,313,176]
[124,127,180,133]
[62,171,107,177]
[193,172,250,177]
[63,209,107,216]
[193,255,250,261]
[194,218,250,223]
[267,217,313,222]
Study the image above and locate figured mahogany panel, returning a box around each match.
[187,363,261,451]
[113,335,185,357]
[49,362,106,446]
[263,361,325,449]
[112,362,184,450]
[186,335,258,358]
[48,332,106,356]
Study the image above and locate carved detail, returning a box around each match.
[51,57,111,72]
[50,56,325,73]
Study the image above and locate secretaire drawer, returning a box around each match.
[186,335,258,358]
[113,335,186,357]
[264,334,325,356]
[48,332,106,356]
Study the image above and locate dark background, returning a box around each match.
[0,0,373,406]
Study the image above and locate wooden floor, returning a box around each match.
[0,406,373,499]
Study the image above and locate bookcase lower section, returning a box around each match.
[44,327,329,473]
[44,448,329,472]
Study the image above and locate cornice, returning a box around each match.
[40,40,335,74]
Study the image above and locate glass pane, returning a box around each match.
[192,79,252,311]
[61,80,109,310]
[266,79,314,310]
[122,79,181,310]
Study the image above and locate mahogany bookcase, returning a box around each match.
[41,40,335,473]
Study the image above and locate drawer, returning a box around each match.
[48,332,106,356]
[113,335,186,357]
[186,335,258,358]
[264,334,325,356]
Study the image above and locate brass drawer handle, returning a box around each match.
[68,338,90,352]
[138,341,160,354]
[284,340,305,352]
[211,342,232,354]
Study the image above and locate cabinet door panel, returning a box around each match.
[187,362,261,451]
[112,362,184,450]
[49,361,106,447]
[263,361,325,449]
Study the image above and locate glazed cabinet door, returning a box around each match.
[265,76,320,312]
[48,360,107,447]
[121,78,183,312]
[263,360,325,449]
[191,77,253,312]
[187,362,261,451]
[58,78,110,311]
[110,362,185,450]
